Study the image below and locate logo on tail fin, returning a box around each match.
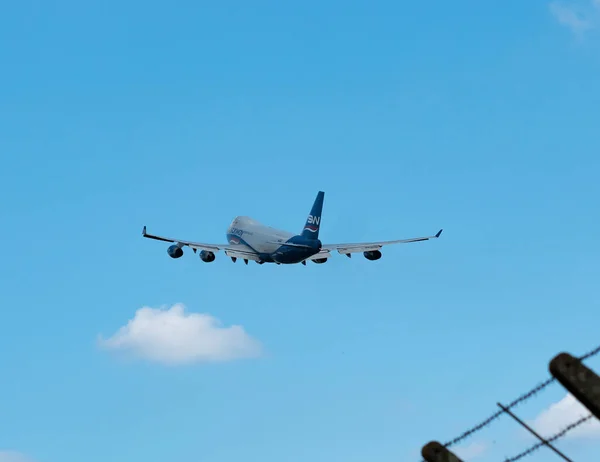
[304,215,320,232]
[307,215,320,225]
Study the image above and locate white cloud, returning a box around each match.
[0,451,35,462]
[549,1,593,34]
[98,303,262,365]
[453,441,487,461]
[549,0,600,35]
[530,393,600,439]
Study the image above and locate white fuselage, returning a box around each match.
[226,216,293,254]
[225,216,324,264]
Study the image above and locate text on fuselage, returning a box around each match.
[229,227,253,237]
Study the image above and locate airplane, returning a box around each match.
[142,191,443,266]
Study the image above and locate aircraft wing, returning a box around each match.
[142,226,251,254]
[223,248,262,262]
[321,229,443,256]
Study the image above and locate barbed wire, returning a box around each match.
[579,344,600,361]
[419,344,600,462]
[441,376,557,449]
[502,414,595,462]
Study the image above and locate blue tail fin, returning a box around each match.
[301,191,324,239]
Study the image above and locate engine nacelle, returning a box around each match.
[312,258,328,264]
[199,250,216,263]
[363,250,382,261]
[167,244,183,258]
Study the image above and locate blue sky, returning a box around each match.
[1,1,600,461]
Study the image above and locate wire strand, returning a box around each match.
[502,414,594,462]
[442,376,557,449]
[419,344,600,462]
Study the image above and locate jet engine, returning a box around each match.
[312,258,328,264]
[199,250,216,263]
[167,244,183,258]
[363,250,382,261]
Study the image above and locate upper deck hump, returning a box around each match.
[229,216,260,228]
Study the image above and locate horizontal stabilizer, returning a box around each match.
[308,251,332,260]
[267,241,314,249]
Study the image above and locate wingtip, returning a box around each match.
[142,225,147,236]
[435,228,443,238]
